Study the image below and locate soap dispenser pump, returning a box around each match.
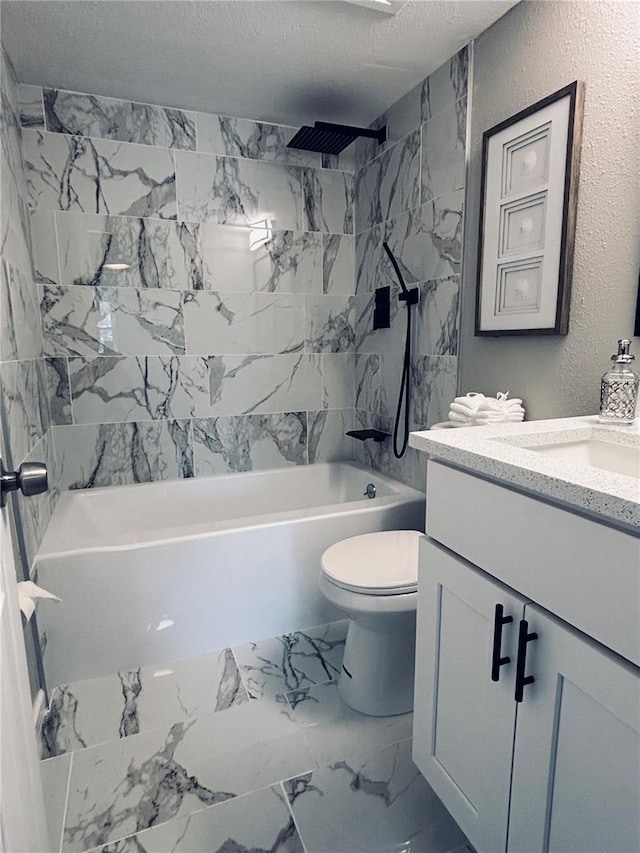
[599,339,639,424]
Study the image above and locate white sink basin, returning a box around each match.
[530,437,640,478]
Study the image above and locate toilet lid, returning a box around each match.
[321,530,422,595]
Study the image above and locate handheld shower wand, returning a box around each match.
[382,242,418,459]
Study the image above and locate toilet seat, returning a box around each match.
[321,529,422,596]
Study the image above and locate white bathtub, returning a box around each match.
[34,462,425,686]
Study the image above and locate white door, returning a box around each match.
[413,537,528,853]
[0,470,49,852]
[509,603,640,853]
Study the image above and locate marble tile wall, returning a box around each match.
[1,49,57,568]
[353,46,468,489]
[18,84,357,488]
[15,45,466,492]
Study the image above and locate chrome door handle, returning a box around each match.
[0,459,48,507]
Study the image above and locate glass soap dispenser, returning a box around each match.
[599,339,639,424]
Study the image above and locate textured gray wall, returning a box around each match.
[460,1,640,419]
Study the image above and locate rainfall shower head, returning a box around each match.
[287,121,386,155]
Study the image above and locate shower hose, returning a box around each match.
[382,242,418,459]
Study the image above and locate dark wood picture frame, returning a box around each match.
[475,81,585,337]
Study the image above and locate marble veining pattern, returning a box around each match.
[89,785,304,853]
[208,353,322,416]
[307,408,355,463]
[0,358,49,466]
[1,258,42,361]
[16,43,468,492]
[285,739,468,853]
[233,621,348,699]
[421,45,468,124]
[192,412,307,475]
[354,408,419,490]
[175,150,302,230]
[355,352,380,413]
[355,131,420,233]
[305,294,355,353]
[44,88,196,150]
[30,209,59,284]
[61,699,314,851]
[196,111,319,168]
[321,353,355,409]
[39,620,469,853]
[202,224,322,294]
[302,167,354,234]
[40,648,249,758]
[1,54,34,276]
[55,213,203,290]
[17,83,45,128]
[40,285,185,357]
[379,354,458,431]
[322,233,355,294]
[23,129,177,218]
[421,98,467,204]
[68,356,209,424]
[44,357,72,425]
[285,681,413,767]
[417,276,460,356]
[52,420,194,490]
[183,290,304,355]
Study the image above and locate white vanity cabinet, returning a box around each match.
[413,461,640,853]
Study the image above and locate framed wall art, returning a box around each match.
[475,81,585,336]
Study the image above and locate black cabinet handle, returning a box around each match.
[491,604,513,682]
[514,619,538,703]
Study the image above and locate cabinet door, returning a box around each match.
[413,537,528,853]
[509,604,640,853]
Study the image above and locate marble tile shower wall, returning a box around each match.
[353,46,468,489]
[0,49,57,568]
[18,84,357,488]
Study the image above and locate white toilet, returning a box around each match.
[319,529,422,717]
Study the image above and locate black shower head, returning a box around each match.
[287,121,386,155]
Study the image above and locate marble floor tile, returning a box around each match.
[286,681,413,767]
[41,648,249,759]
[62,699,315,852]
[285,739,468,853]
[233,621,348,700]
[85,784,303,853]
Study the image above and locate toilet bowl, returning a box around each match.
[319,529,422,717]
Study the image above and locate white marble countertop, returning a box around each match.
[410,415,640,532]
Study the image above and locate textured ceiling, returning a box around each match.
[1,0,517,127]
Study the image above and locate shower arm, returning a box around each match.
[314,122,387,144]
